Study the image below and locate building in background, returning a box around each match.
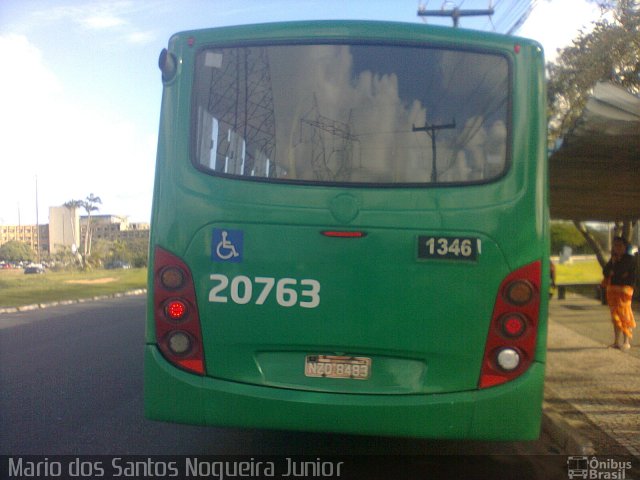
[0,224,48,257]
[79,215,150,244]
[48,206,81,255]
[0,206,149,256]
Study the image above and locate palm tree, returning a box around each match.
[63,199,83,256]
[81,193,102,261]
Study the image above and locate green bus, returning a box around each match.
[145,20,549,440]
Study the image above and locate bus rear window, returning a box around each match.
[192,44,509,185]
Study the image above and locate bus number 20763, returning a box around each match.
[208,274,321,309]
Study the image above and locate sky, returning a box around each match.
[0,0,603,226]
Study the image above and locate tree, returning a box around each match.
[126,237,149,267]
[81,193,102,261]
[547,0,639,265]
[547,0,640,142]
[103,238,149,268]
[50,245,81,270]
[550,221,587,254]
[65,193,102,269]
[0,240,36,263]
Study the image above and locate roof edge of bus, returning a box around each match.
[167,20,542,49]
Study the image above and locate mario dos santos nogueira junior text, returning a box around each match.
[6,456,346,478]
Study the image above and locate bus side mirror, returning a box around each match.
[159,48,177,83]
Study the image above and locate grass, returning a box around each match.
[553,258,604,299]
[0,268,147,308]
[554,258,603,284]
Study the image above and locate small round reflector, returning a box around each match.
[500,313,527,338]
[160,266,185,290]
[496,348,520,371]
[165,300,187,320]
[504,280,534,305]
[167,331,192,355]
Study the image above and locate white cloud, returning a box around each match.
[81,14,126,29]
[125,31,156,45]
[0,34,155,225]
[518,0,602,62]
[31,3,127,30]
[0,34,62,99]
[0,34,64,224]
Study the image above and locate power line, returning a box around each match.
[506,0,539,34]
[417,0,537,34]
[495,0,536,34]
[417,3,495,27]
[491,0,527,30]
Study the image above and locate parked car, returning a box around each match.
[105,260,131,270]
[24,265,45,274]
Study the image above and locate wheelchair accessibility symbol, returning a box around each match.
[212,229,243,263]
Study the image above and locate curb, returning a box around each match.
[542,403,595,455]
[0,289,147,314]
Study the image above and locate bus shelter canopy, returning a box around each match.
[549,82,640,222]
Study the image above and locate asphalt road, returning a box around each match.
[0,296,570,479]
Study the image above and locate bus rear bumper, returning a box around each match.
[144,346,544,440]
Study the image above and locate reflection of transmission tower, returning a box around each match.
[299,97,358,181]
[207,47,276,176]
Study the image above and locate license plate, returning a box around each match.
[305,355,371,380]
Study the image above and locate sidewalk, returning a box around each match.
[544,295,640,457]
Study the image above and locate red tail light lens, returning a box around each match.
[479,261,541,389]
[500,313,527,338]
[153,247,205,375]
[165,299,187,320]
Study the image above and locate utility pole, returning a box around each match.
[417,6,494,27]
[412,120,456,183]
[35,175,40,262]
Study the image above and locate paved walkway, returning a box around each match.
[544,296,640,457]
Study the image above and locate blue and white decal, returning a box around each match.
[212,228,243,263]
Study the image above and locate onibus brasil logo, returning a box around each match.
[567,456,633,479]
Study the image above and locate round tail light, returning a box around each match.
[167,331,192,356]
[165,300,187,320]
[160,266,186,290]
[504,280,534,305]
[496,348,520,371]
[500,313,527,338]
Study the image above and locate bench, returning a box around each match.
[555,282,604,302]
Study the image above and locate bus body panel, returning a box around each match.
[146,20,549,440]
[185,222,509,394]
[145,346,544,440]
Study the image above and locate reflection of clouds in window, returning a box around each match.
[436,51,509,181]
[271,45,431,182]
[193,44,508,185]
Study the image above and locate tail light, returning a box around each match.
[479,261,541,388]
[153,247,205,375]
